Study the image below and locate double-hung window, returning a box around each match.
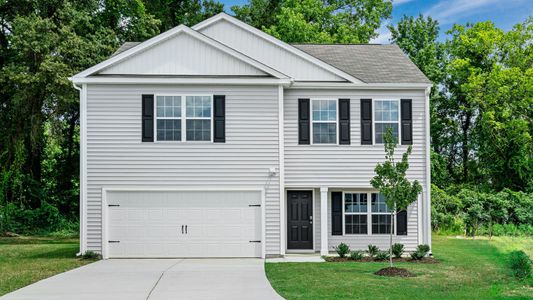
[343,192,394,235]
[155,95,212,142]
[374,100,399,144]
[311,99,337,144]
[371,193,394,234]
[344,193,368,234]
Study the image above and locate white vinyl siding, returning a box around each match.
[197,20,345,82]
[99,32,267,76]
[85,84,280,255]
[284,89,428,251]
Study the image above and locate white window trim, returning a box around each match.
[310,98,339,145]
[342,191,397,236]
[154,94,214,143]
[372,99,401,145]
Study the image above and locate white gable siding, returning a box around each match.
[85,84,281,255]
[284,89,428,251]
[100,33,267,76]
[198,20,345,82]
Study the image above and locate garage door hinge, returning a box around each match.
[249,240,261,243]
[108,240,120,243]
[248,204,261,207]
[108,204,120,207]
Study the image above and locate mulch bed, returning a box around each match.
[374,267,415,277]
[324,256,439,264]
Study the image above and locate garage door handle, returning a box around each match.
[185,225,188,234]
[181,225,184,234]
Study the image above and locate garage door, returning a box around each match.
[106,190,262,258]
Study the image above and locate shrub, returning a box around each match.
[411,244,431,260]
[392,243,404,258]
[375,250,390,261]
[509,250,532,279]
[410,251,425,260]
[350,250,364,260]
[335,243,350,258]
[417,244,430,255]
[367,245,379,257]
[81,251,101,260]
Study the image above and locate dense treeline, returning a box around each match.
[0,0,531,236]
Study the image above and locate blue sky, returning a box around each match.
[219,0,532,43]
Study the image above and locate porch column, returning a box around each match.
[320,187,329,255]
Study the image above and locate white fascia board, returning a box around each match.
[289,82,432,89]
[70,76,292,85]
[72,25,289,80]
[192,13,364,84]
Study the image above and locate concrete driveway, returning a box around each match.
[2,259,283,300]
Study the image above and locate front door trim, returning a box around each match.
[286,189,315,251]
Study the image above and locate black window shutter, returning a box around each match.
[339,99,350,145]
[213,95,226,143]
[298,98,310,144]
[332,192,343,235]
[360,99,372,144]
[142,94,154,142]
[401,99,413,145]
[397,210,408,235]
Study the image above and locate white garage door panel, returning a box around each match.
[107,190,262,258]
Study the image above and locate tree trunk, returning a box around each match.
[461,111,472,182]
[390,211,394,268]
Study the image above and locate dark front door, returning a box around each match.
[287,191,313,250]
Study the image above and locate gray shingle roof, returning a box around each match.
[112,41,431,84]
[112,42,141,57]
[292,44,431,84]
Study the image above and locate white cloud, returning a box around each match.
[424,0,523,24]
[370,24,392,44]
[393,0,415,5]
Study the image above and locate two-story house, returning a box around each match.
[71,13,432,259]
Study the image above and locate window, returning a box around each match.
[156,96,182,141]
[186,96,212,141]
[343,192,395,235]
[371,193,394,234]
[374,100,399,144]
[155,95,212,142]
[344,193,368,234]
[311,99,337,144]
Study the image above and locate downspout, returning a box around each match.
[424,86,432,253]
[72,82,86,257]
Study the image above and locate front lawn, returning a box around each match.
[266,235,533,299]
[0,237,96,296]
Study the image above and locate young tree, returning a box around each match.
[371,129,422,267]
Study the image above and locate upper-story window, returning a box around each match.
[155,95,212,142]
[311,99,337,144]
[374,100,399,144]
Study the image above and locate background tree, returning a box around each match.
[143,0,223,31]
[371,129,422,267]
[234,0,392,43]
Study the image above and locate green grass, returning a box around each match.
[266,236,533,299]
[0,237,97,296]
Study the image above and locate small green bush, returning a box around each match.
[417,244,430,256]
[410,251,425,260]
[375,250,390,261]
[509,250,532,279]
[392,243,404,258]
[411,244,431,260]
[349,250,364,260]
[367,245,379,257]
[335,243,350,258]
[81,251,101,260]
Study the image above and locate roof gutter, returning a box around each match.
[69,76,293,86]
[289,82,432,90]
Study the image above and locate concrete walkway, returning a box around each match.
[2,259,283,300]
